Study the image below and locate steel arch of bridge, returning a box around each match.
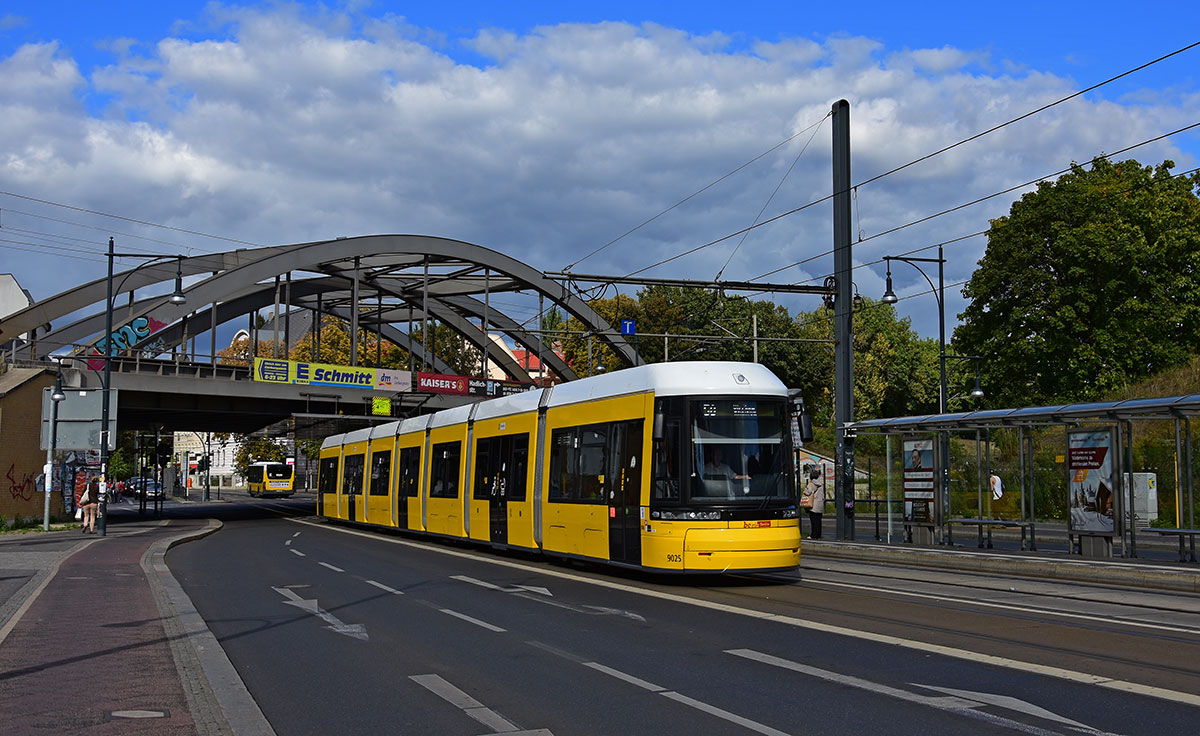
[4,234,642,380]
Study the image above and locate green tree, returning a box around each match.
[955,158,1200,406]
[290,315,410,369]
[794,299,939,425]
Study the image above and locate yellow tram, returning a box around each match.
[317,361,809,573]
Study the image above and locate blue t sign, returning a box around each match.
[620,319,636,336]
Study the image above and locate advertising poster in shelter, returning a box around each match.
[1068,429,1115,533]
[903,437,935,522]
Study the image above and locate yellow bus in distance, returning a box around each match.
[246,461,295,497]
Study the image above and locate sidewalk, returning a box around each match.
[0,507,272,736]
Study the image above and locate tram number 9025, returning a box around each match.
[666,554,682,563]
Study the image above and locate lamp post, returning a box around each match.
[881,244,951,540]
[43,357,67,531]
[98,237,187,536]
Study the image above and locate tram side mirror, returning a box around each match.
[799,412,813,444]
[789,389,814,444]
[653,410,664,440]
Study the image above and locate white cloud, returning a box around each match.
[1,9,1196,339]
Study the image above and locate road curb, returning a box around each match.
[803,541,1200,594]
[142,518,277,736]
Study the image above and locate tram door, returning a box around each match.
[609,421,643,565]
[488,436,511,545]
[396,446,420,530]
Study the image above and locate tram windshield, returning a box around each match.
[689,399,790,502]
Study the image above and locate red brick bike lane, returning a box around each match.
[0,519,211,734]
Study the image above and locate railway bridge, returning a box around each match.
[1,234,642,438]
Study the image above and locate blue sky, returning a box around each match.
[2,1,1198,343]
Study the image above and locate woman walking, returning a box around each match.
[79,474,100,533]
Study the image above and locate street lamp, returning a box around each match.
[43,356,67,531]
[98,236,187,536]
[881,245,951,540]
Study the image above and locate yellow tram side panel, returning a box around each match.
[641,519,800,572]
[468,410,539,550]
[366,434,397,527]
[396,431,426,532]
[318,444,341,520]
[541,392,652,561]
[425,423,468,539]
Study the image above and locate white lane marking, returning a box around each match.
[365,579,403,595]
[440,608,506,632]
[452,575,554,597]
[289,549,306,557]
[582,662,665,692]
[727,649,983,708]
[319,562,344,573]
[273,587,368,641]
[285,539,292,546]
[660,692,792,736]
[409,674,520,733]
[290,517,1200,709]
[803,576,1200,635]
[292,532,301,538]
[917,685,1095,731]
[454,574,503,591]
[730,649,1122,736]
[584,661,789,736]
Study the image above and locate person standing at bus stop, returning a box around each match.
[805,466,825,539]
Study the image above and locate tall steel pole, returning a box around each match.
[98,237,115,536]
[832,99,856,540]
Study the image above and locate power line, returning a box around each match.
[0,206,223,253]
[853,40,1200,192]
[0,191,262,247]
[564,111,832,273]
[625,41,1200,280]
[746,122,1200,288]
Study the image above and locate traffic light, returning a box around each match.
[197,455,209,473]
[156,442,172,467]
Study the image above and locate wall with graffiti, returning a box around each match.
[0,369,68,522]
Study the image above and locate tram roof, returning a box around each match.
[846,393,1200,433]
[545,361,787,408]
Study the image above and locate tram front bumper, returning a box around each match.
[682,524,801,572]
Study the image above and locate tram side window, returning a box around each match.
[653,419,681,501]
[549,424,608,504]
[398,447,420,497]
[473,438,493,501]
[548,428,576,501]
[510,435,529,501]
[318,457,339,494]
[343,454,365,496]
[430,441,461,498]
[578,426,607,502]
[369,450,391,496]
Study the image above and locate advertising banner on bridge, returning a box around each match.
[1068,428,1116,534]
[416,372,533,397]
[253,358,412,392]
[903,437,936,522]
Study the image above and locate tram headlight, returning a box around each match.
[654,509,722,521]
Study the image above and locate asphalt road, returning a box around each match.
[166,494,1200,735]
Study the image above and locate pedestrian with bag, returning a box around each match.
[79,474,100,534]
[800,465,824,539]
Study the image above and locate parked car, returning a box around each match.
[130,477,163,499]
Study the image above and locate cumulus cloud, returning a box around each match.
[1,5,1196,337]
